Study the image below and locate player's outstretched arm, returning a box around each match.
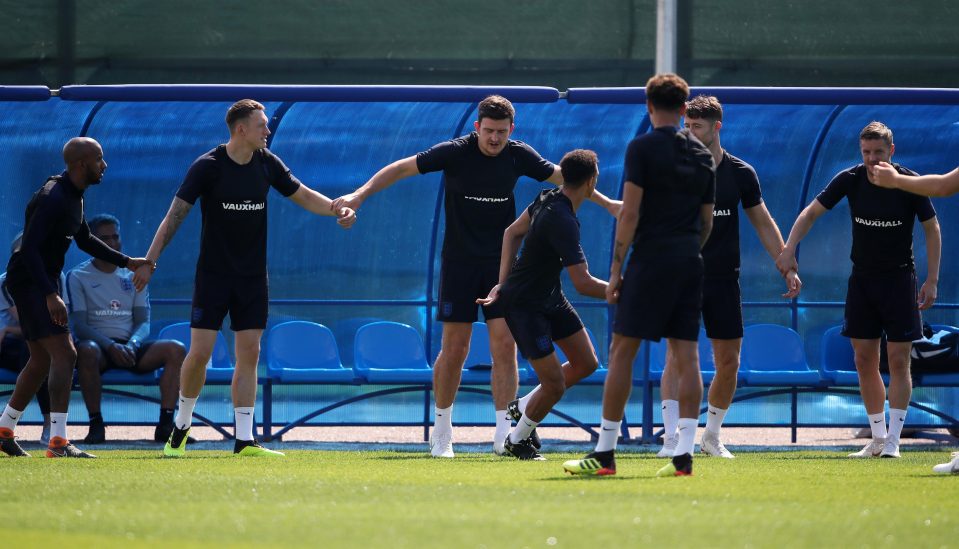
[289,185,356,228]
[331,156,420,213]
[545,166,621,217]
[608,182,643,305]
[566,262,608,300]
[744,203,802,296]
[132,197,192,291]
[919,216,941,310]
[871,162,959,197]
[776,200,827,277]
[744,203,786,261]
[477,212,532,306]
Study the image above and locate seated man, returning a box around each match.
[0,233,55,443]
[67,214,186,443]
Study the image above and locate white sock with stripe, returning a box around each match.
[595,418,621,452]
[661,399,679,439]
[175,394,197,430]
[675,418,698,457]
[50,412,68,441]
[234,407,255,442]
[0,404,23,431]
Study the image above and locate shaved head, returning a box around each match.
[62,137,102,166]
[62,137,107,185]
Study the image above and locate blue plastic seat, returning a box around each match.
[353,321,433,384]
[157,322,235,383]
[740,324,821,386]
[819,325,862,386]
[0,369,18,384]
[332,316,382,367]
[266,321,354,384]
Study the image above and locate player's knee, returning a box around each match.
[75,340,100,366]
[440,341,470,364]
[57,346,78,368]
[571,355,599,376]
[165,340,187,364]
[713,359,740,379]
[853,352,879,372]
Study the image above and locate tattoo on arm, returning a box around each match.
[612,241,628,266]
[160,199,192,251]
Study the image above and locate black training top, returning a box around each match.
[701,151,763,278]
[6,172,129,295]
[176,146,301,276]
[501,188,586,307]
[623,127,716,260]
[815,163,936,273]
[416,132,554,262]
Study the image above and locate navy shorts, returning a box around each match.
[437,259,504,323]
[7,283,69,341]
[191,270,268,331]
[702,277,744,340]
[842,268,921,342]
[614,255,703,342]
[504,296,584,361]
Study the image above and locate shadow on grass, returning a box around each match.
[372,454,441,461]
[107,454,237,460]
[538,475,648,482]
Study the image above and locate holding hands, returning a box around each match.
[331,192,364,215]
[775,247,802,299]
[129,258,156,292]
[335,206,357,229]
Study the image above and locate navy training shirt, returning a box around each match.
[815,163,936,273]
[6,172,129,295]
[416,133,555,262]
[700,151,763,278]
[176,146,301,276]
[500,188,586,308]
[623,127,716,260]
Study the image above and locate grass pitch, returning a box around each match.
[1,449,957,548]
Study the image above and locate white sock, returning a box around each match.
[518,386,541,415]
[509,414,539,444]
[494,409,511,445]
[595,418,621,453]
[661,399,679,439]
[175,394,198,430]
[50,412,68,441]
[887,408,907,443]
[434,405,453,433]
[0,404,23,431]
[705,404,728,436]
[234,407,254,441]
[868,411,887,440]
[675,418,698,457]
